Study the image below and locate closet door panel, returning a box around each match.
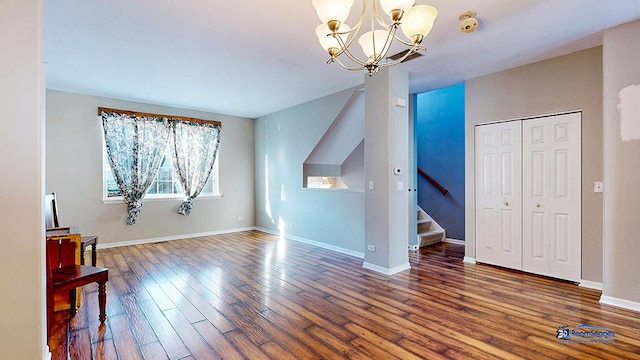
[475,121,522,270]
[522,113,581,281]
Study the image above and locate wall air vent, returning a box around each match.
[387,50,423,63]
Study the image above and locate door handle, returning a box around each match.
[504,201,509,206]
[536,203,541,208]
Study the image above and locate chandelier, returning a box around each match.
[312,0,438,75]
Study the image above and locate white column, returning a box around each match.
[363,67,411,274]
[0,0,46,357]
[601,19,640,310]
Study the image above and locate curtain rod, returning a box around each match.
[98,107,222,127]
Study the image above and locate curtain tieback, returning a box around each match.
[126,199,144,225]
[178,197,194,216]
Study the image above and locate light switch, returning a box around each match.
[369,180,374,190]
[397,181,404,190]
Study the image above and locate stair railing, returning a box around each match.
[417,167,449,195]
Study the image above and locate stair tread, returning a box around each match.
[417,207,444,248]
[418,229,444,237]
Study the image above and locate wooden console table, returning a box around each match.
[46,228,99,267]
[80,235,98,266]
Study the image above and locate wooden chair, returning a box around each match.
[45,192,99,266]
[44,193,60,229]
[46,234,108,339]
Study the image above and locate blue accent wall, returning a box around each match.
[416,83,465,240]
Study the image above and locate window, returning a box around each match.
[104,145,219,200]
[306,176,347,189]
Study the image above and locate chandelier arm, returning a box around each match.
[368,8,389,65]
[325,29,362,65]
[392,34,426,49]
[333,56,366,72]
[330,1,366,55]
[378,47,421,67]
[327,35,348,59]
[371,25,398,65]
[335,34,369,67]
[374,14,393,28]
[321,30,355,61]
[336,23,361,52]
[340,45,370,67]
[377,59,403,68]
[370,3,377,59]
[372,0,394,28]
[378,58,409,67]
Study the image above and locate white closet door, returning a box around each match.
[522,113,581,281]
[475,121,522,270]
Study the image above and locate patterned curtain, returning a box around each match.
[101,110,170,225]
[168,120,221,215]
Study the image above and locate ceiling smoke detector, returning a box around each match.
[459,11,478,33]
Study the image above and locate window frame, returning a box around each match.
[101,137,221,203]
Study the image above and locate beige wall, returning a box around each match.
[465,47,604,282]
[46,90,255,246]
[602,20,640,304]
[0,0,46,358]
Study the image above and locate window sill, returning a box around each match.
[302,188,364,193]
[102,194,222,205]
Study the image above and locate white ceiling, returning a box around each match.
[44,0,640,119]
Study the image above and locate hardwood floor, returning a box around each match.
[49,230,640,359]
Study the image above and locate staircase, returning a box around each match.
[416,206,445,247]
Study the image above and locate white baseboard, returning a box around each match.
[579,280,603,291]
[96,227,257,249]
[445,238,465,245]
[362,262,411,275]
[600,295,640,312]
[255,227,365,259]
[463,256,476,264]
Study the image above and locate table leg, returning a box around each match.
[98,280,106,323]
[80,243,86,265]
[92,243,97,267]
[69,289,77,317]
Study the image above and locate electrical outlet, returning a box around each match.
[237,216,244,221]
[289,222,294,228]
[369,181,374,190]
[367,245,376,252]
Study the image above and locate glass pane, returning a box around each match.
[173,181,183,194]
[201,158,218,195]
[106,167,121,197]
[104,143,220,198]
[158,181,169,194]
[159,168,171,181]
[202,175,213,193]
